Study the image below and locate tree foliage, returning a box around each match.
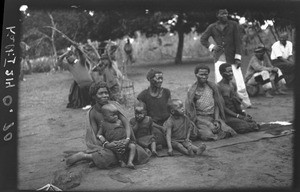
[21,6,296,62]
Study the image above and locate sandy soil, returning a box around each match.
[18,60,294,191]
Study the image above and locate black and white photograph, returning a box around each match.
[0,0,299,191]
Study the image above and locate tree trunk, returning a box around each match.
[48,12,58,71]
[175,13,184,64]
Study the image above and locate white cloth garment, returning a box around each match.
[214,54,252,108]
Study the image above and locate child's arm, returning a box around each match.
[149,117,154,135]
[130,118,138,133]
[186,117,191,142]
[96,126,106,144]
[164,119,173,156]
[166,126,173,156]
[89,110,100,138]
[119,113,134,142]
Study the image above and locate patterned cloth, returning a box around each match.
[194,84,215,116]
[186,81,236,141]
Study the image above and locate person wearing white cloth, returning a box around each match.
[245,44,287,98]
[200,9,252,108]
[270,32,294,88]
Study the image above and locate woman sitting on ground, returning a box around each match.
[137,68,171,148]
[185,64,237,141]
[66,82,150,168]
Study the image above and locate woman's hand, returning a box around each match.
[212,120,221,133]
[121,138,130,146]
[168,149,174,156]
[105,141,118,149]
[238,113,252,122]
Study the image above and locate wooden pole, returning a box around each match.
[44,26,96,67]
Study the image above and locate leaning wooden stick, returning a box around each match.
[252,24,275,66]
[269,26,278,42]
[44,26,96,67]
[87,39,101,59]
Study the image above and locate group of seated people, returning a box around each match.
[245,32,294,98]
[65,31,294,170]
[66,62,262,169]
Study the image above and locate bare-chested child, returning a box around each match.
[130,102,158,156]
[98,103,137,169]
[164,99,206,157]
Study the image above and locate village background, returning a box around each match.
[17,5,295,191]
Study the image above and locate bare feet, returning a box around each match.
[66,152,85,166]
[145,148,152,156]
[188,148,195,157]
[276,89,287,95]
[156,145,163,151]
[120,161,126,168]
[151,150,158,157]
[265,91,274,98]
[196,144,206,155]
[126,162,135,169]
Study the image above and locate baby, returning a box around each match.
[98,103,136,168]
[164,99,206,157]
[130,102,158,156]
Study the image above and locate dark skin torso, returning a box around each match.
[89,106,104,135]
[218,80,236,98]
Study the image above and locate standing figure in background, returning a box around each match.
[124,38,134,65]
[101,54,124,102]
[90,62,106,84]
[200,9,252,108]
[270,32,294,88]
[58,45,93,109]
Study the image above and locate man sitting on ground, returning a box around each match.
[270,32,294,88]
[218,63,260,134]
[245,44,287,98]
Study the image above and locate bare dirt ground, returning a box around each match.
[18,59,294,191]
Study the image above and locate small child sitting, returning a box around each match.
[130,102,158,156]
[98,103,136,169]
[164,99,206,157]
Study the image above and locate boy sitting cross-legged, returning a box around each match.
[164,99,206,157]
[130,102,158,156]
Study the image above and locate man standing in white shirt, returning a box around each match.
[271,32,294,87]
